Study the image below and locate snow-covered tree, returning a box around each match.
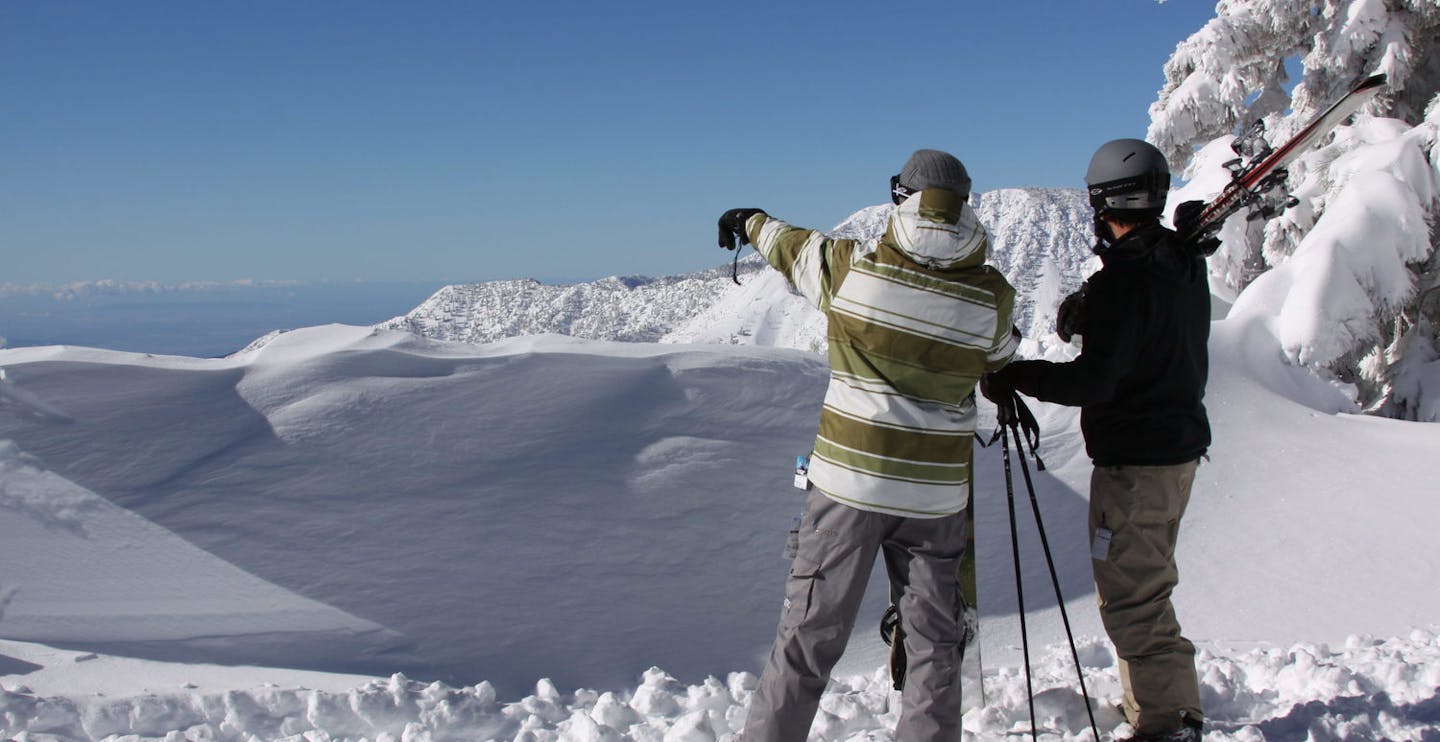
[1149,0,1440,419]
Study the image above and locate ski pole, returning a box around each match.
[1012,401,1101,741]
[1000,423,1038,742]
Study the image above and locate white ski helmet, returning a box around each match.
[1085,139,1170,219]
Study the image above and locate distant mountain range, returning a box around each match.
[379,188,1096,350]
[0,279,307,301]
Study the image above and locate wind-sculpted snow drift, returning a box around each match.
[3,321,1440,739]
[0,329,840,695]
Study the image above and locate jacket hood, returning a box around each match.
[882,189,989,270]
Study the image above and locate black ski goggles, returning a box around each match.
[890,175,917,205]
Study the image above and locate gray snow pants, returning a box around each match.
[742,488,969,742]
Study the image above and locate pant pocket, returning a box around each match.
[780,556,821,630]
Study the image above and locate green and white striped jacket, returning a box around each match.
[746,189,1018,517]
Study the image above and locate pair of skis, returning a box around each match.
[1177,73,1388,248]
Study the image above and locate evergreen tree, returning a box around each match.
[1148,0,1440,419]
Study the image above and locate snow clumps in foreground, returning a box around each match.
[5,630,1439,741]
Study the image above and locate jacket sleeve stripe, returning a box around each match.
[750,215,848,312]
[987,326,1021,365]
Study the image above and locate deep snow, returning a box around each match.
[2,321,1440,740]
[0,330,834,693]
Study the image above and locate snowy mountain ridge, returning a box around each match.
[378,269,759,345]
[379,188,1095,351]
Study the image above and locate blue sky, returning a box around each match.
[1,1,1219,285]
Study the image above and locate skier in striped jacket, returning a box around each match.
[719,149,1018,741]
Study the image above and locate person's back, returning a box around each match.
[750,184,1016,515]
[717,149,1017,741]
[1072,222,1210,466]
[982,138,1210,741]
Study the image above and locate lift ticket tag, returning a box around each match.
[1092,526,1113,561]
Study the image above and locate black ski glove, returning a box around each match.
[1174,199,1222,257]
[980,373,1019,427]
[983,361,1044,415]
[1056,283,1087,342]
[1173,199,1205,233]
[717,208,766,250]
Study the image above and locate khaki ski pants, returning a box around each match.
[1090,460,1203,736]
[742,488,969,742]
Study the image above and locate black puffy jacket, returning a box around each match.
[1005,223,1210,466]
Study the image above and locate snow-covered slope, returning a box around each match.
[2,321,1440,739]
[977,188,1096,342]
[0,328,830,695]
[380,188,1095,353]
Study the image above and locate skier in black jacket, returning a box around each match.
[983,139,1210,742]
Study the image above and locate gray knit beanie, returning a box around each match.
[899,149,971,198]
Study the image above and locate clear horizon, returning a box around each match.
[2,2,1219,285]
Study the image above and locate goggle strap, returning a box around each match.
[890,174,916,205]
[1087,172,1171,208]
